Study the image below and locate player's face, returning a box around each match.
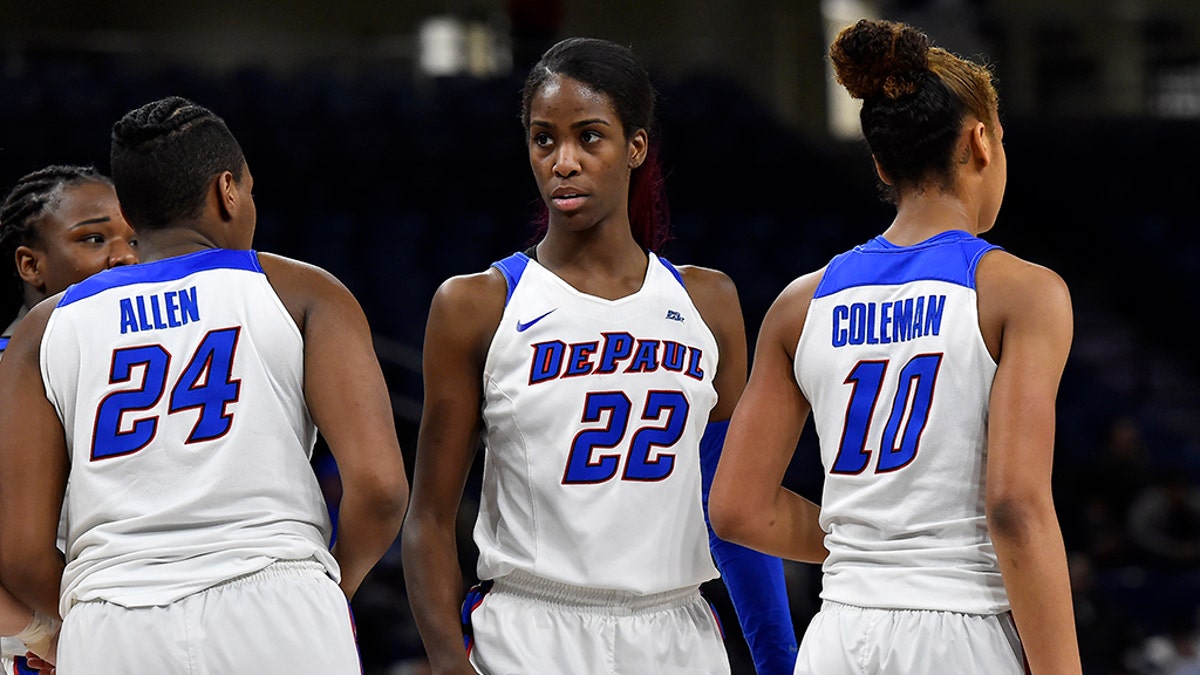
[29,180,138,297]
[527,74,647,233]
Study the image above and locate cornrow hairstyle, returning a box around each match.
[521,37,672,253]
[0,165,112,302]
[830,19,998,202]
[110,96,245,231]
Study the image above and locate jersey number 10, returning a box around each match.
[830,353,943,475]
[91,328,242,461]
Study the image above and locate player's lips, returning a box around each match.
[550,186,589,211]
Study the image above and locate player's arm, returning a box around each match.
[0,301,68,623]
[682,265,798,674]
[402,271,504,675]
[679,266,746,422]
[710,272,826,564]
[978,252,1082,674]
[260,254,409,600]
[0,586,33,637]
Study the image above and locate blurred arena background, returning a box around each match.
[3,0,1200,672]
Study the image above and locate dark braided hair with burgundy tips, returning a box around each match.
[0,165,113,310]
[110,96,245,232]
[521,37,672,253]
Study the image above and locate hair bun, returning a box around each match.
[830,19,931,100]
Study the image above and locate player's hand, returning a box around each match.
[24,651,55,673]
[15,612,57,666]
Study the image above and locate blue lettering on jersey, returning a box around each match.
[528,333,705,384]
[529,340,566,384]
[832,294,946,348]
[564,341,599,377]
[595,332,634,374]
[626,339,660,373]
[662,341,686,371]
[119,286,200,334]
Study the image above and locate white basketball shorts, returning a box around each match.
[56,559,361,674]
[465,570,730,674]
[794,600,1027,674]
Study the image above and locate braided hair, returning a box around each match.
[830,19,998,202]
[521,37,672,253]
[110,96,245,231]
[1,165,112,311]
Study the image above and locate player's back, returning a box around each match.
[41,248,337,615]
[795,230,1008,614]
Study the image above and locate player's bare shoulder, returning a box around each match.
[975,249,1071,322]
[256,251,347,295]
[427,266,509,360]
[676,264,737,299]
[675,264,740,327]
[765,267,828,357]
[432,267,508,322]
[256,251,356,331]
[0,293,59,369]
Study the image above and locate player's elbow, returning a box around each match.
[350,467,410,529]
[986,495,1054,547]
[376,475,411,525]
[709,487,756,545]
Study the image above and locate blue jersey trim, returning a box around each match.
[0,336,9,353]
[814,230,1000,299]
[58,249,263,308]
[491,252,531,307]
[657,255,686,289]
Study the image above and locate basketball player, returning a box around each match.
[402,37,796,674]
[709,19,1082,674]
[1,165,138,357]
[0,96,409,672]
[0,165,138,673]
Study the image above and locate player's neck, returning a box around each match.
[535,226,648,300]
[883,191,982,246]
[134,228,230,263]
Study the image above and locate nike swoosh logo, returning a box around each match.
[516,309,556,332]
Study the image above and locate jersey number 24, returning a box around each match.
[92,328,241,461]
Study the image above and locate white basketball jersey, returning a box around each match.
[41,249,338,615]
[477,252,720,595]
[795,230,1009,614]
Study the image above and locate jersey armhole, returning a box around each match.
[491,252,532,307]
[656,255,686,289]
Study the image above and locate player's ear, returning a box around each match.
[967,120,991,169]
[215,170,238,221]
[14,245,46,292]
[628,128,648,170]
[872,156,893,185]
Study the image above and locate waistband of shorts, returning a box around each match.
[491,569,701,615]
[66,559,333,612]
[208,558,331,592]
[821,599,1007,618]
